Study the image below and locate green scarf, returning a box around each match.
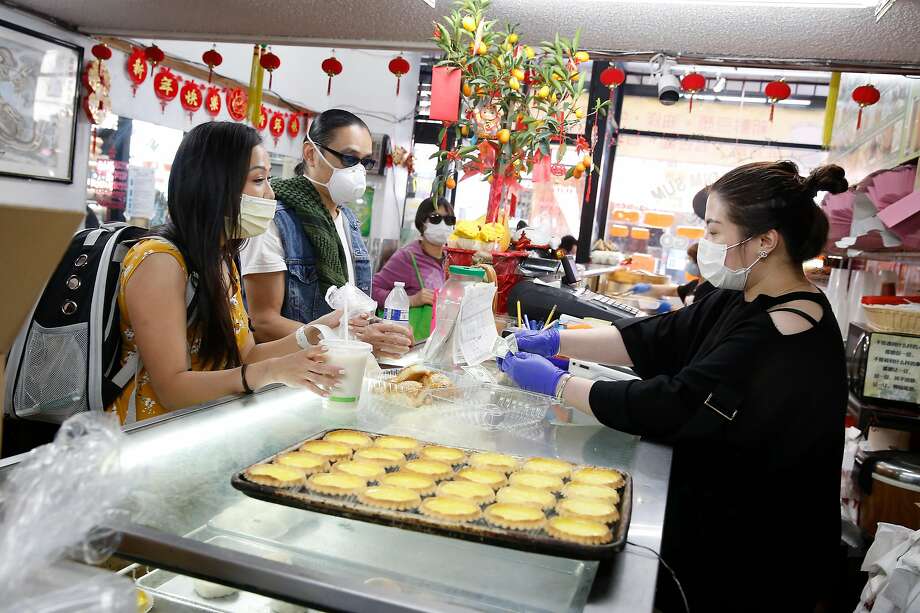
[271,176,348,294]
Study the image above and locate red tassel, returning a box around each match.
[91,126,96,155]
[268,72,273,90]
[396,77,401,96]
[769,104,775,122]
[857,107,863,130]
[208,68,213,84]
[327,76,332,96]
[689,95,694,114]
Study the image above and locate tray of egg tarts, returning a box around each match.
[231,429,632,560]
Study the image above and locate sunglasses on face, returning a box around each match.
[317,143,376,171]
[428,213,456,226]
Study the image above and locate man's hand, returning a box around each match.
[409,289,435,307]
[354,322,413,360]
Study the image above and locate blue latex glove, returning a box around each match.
[654,301,672,314]
[631,283,652,294]
[513,327,561,358]
[497,352,566,396]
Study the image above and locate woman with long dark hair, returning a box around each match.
[111,121,342,423]
[499,161,849,612]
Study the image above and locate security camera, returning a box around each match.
[658,73,681,105]
[650,55,680,106]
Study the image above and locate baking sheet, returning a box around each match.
[231,429,632,560]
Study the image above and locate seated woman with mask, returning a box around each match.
[372,197,454,340]
[111,122,344,424]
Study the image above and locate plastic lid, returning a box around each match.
[394,282,405,287]
[449,265,485,279]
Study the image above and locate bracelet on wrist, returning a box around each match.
[555,373,573,401]
[241,364,254,394]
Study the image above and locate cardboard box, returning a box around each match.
[0,204,83,455]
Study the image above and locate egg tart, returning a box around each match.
[353,447,406,469]
[495,486,556,510]
[359,485,421,511]
[483,502,545,531]
[380,472,437,496]
[562,483,620,504]
[274,452,329,476]
[556,497,620,523]
[373,435,421,454]
[419,445,467,465]
[324,430,373,449]
[299,440,353,462]
[469,452,518,474]
[437,480,496,504]
[455,467,507,490]
[419,496,482,522]
[545,516,612,545]
[508,471,564,493]
[571,467,625,489]
[402,459,454,480]
[245,464,305,489]
[521,457,572,479]
[334,460,386,481]
[306,472,366,496]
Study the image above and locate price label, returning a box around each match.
[864,333,920,404]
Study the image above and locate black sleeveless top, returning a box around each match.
[591,288,847,612]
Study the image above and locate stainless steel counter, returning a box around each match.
[1,373,671,611]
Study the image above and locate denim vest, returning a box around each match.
[273,202,371,324]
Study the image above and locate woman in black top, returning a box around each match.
[500,161,849,612]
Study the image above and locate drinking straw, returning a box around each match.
[524,314,530,330]
[516,301,523,328]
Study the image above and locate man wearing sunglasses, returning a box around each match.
[372,197,456,340]
[241,109,413,361]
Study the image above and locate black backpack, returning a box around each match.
[4,224,194,424]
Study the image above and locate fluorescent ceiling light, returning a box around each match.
[680,93,812,106]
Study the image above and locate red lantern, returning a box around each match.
[321,55,343,96]
[145,44,165,68]
[255,105,269,131]
[269,111,285,145]
[204,87,222,118]
[288,113,302,138]
[260,49,281,89]
[152,67,179,113]
[764,80,791,122]
[388,55,411,96]
[91,43,111,66]
[202,45,223,84]
[226,87,248,121]
[852,84,881,130]
[180,80,203,122]
[599,66,626,90]
[680,72,706,113]
[126,47,148,96]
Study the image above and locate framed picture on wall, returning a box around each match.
[0,19,82,183]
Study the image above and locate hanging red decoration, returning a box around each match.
[152,67,179,113]
[202,45,223,84]
[599,66,626,100]
[126,47,148,96]
[144,44,165,68]
[764,80,791,122]
[226,87,248,121]
[91,43,111,67]
[388,55,411,96]
[852,84,881,130]
[82,58,111,155]
[259,48,281,90]
[680,72,706,113]
[321,55,343,96]
[288,113,302,138]
[255,105,269,131]
[204,87,222,118]
[269,111,285,145]
[180,80,203,122]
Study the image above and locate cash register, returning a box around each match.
[508,256,642,323]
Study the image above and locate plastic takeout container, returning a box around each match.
[429,384,551,431]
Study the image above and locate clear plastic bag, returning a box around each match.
[324,283,377,315]
[0,412,134,611]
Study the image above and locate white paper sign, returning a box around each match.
[458,283,498,366]
[126,166,156,219]
[864,333,920,404]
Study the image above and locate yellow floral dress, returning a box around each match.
[110,239,252,424]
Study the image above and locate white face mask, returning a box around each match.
[697,236,766,291]
[305,135,367,205]
[226,193,276,239]
[423,221,453,245]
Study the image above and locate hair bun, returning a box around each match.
[804,164,848,196]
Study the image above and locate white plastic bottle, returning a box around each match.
[383,282,410,327]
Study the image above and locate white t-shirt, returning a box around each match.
[240,214,355,286]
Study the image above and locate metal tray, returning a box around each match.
[231,429,632,560]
